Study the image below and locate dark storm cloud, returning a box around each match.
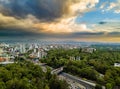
[108,32,120,36]
[72,32,105,36]
[98,21,107,25]
[0,0,68,21]
[0,28,36,37]
[64,32,120,39]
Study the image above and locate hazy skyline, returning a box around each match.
[0,0,120,42]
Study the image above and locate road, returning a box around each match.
[59,74,86,89]
[60,72,96,89]
[38,63,96,89]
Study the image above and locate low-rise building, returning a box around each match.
[114,63,120,67]
[82,47,96,53]
[0,57,6,62]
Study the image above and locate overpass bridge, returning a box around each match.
[51,67,63,74]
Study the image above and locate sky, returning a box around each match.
[0,0,120,42]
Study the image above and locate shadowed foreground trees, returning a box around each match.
[0,61,69,89]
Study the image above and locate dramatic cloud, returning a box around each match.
[0,0,99,19]
[33,17,94,33]
[0,0,120,42]
[0,13,30,29]
[32,0,99,33]
[0,0,100,33]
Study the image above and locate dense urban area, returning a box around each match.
[0,43,120,89]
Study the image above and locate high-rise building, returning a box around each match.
[20,44,26,53]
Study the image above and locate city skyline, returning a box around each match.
[0,0,120,42]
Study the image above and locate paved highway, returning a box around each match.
[60,72,96,89]
[59,74,86,89]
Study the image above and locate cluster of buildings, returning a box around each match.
[81,47,96,53]
[0,43,48,62]
[0,43,79,62]
[0,43,97,63]
[0,44,11,62]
